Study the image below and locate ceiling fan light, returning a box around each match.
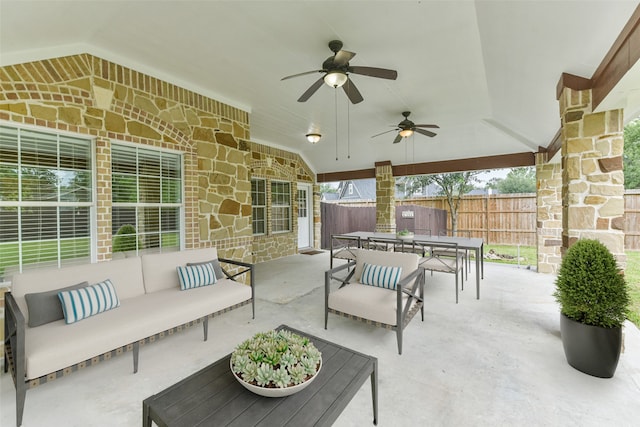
[324,71,348,88]
[306,133,321,144]
[399,129,414,138]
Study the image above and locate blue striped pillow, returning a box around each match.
[177,263,217,290]
[58,279,120,324]
[361,263,403,290]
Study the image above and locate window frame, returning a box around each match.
[0,123,96,275]
[251,178,266,236]
[270,179,291,234]
[111,141,185,255]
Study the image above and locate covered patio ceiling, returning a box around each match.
[1,1,639,180]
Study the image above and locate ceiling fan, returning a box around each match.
[281,40,398,104]
[371,111,440,144]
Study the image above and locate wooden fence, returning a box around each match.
[320,203,446,249]
[328,191,640,250]
[626,190,640,250]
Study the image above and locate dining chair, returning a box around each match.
[416,240,465,303]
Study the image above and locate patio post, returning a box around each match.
[313,183,322,249]
[558,87,626,269]
[536,152,563,274]
[374,161,396,232]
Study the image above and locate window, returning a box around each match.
[0,125,93,276]
[251,179,266,235]
[271,181,291,233]
[111,144,182,255]
[297,189,307,218]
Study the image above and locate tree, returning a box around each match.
[396,175,431,197]
[487,167,536,194]
[397,172,480,234]
[319,183,338,196]
[624,119,640,189]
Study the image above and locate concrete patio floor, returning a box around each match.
[1,251,639,426]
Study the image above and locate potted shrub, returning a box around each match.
[553,239,629,378]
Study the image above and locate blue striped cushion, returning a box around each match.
[58,280,120,324]
[177,263,217,290]
[360,263,403,290]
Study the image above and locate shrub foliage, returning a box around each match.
[113,224,139,253]
[554,239,629,328]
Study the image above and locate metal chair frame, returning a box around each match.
[415,240,465,303]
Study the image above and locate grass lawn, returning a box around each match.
[625,251,640,327]
[0,238,90,277]
[482,244,537,268]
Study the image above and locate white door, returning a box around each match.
[297,184,312,248]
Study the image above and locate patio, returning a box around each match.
[1,251,639,426]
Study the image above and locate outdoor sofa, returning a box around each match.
[3,247,254,427]
[325,248,424,354]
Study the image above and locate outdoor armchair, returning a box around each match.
[324,249,425,354]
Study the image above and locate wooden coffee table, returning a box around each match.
[143,325,378,426]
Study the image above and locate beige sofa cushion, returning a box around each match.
[24,278,251,380]
[10,257,145,323]
[141,248,219,293]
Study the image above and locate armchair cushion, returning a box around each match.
[361,263,402,290]
[354,249,419,281]
[328,283,410,325]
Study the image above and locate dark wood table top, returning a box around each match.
[143,325,378,427]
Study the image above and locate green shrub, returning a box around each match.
[113,224,139,253]
[554,239,629,328]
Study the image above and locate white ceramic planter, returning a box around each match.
[231,358,322,397]
[396,233,414,241]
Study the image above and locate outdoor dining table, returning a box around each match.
[339,231,485,300]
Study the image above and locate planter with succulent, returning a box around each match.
[553,239,629,378]
[230,329,322,397]
[396,229,414,240]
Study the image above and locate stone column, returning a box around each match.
[375,161,396,232]
[559,87,626,267]
[313,183,322,249]
[536,152,562,273]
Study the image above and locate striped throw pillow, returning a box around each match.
[58,280,120,324]
[177,263,217,290]
[361,263,403,290]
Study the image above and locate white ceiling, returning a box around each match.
[1,0,639,176]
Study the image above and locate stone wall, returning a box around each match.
[250,142,315,262]
[559,87,626,267]
[536,154,562,274]
[375,162,396,232]
[0,54,253,263]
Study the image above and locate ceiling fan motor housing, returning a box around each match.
[328,40,344,53]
